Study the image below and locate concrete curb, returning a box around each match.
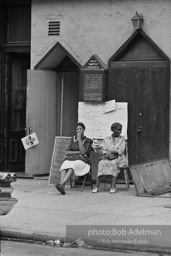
[1,230,64,243]
[1,230,171,254]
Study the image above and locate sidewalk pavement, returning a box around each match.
[1,177,171,253]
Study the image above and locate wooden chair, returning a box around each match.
[117,141,130,190]
[101,141,130,191]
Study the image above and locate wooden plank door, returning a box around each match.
[109,61,169,165]
[26,70,57,175]
[137,61,169,163]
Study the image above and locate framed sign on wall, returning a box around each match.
[81,55,107,102]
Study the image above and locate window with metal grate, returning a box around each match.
[48,21,60,36]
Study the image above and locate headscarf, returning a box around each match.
[111,122,122,131]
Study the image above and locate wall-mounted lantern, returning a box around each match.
[131,12,143,31]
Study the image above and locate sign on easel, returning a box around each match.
[48,136,71,185]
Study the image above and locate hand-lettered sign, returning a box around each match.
[21,132,39,150]
[48,136,71,185]
[81,55,107,102]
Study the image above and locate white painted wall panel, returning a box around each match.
[31,0,171,69]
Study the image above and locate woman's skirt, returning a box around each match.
[97,159,119,177]
[97,154,128,177]
[60,160,90,176]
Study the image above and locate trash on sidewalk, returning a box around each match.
[46,237,89,248]
[130,159,171,197]
[46,239,72,247]
[46,239,61,246]
[71,237,86,247]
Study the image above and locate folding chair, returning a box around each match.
[70,167,93,192]
[69,148,94,192]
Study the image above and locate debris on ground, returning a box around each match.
[71,237,86,247]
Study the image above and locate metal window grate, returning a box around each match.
[48,21,60,36]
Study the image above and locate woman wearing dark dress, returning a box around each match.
[55,122,93,195]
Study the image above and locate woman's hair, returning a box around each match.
[75,122,86,130]
[111,122,122,131]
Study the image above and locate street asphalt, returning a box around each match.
[1,177,171,254]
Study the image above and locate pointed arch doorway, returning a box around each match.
[108,30,170,165]
[34,42,82,137]
[26,43,81,175]
[55,56,80,136]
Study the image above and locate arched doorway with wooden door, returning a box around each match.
[108,29,170,165]
[26,42,81,175]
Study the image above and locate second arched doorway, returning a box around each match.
[108,29,170,165]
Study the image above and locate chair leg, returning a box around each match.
[89,168,93,190]
[104,176,107,191]
[89,173,93,190]
[81,175,87,192]
[70,173,76,188]
[126,170,130,190]
[124,168,130,190]
[70,170,93,191]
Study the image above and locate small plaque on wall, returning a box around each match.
[81,55,107,102]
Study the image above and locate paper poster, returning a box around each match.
[21,132,39,150]
[78,101,128,139]
[103,100,116,113]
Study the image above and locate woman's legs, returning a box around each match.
[109,176,116,193]
[55,168,73,195]
[96,176,101,188]
[60,168,73,188]
[60,169,67,184]
[110,176,116,190]
[92,176,101,192]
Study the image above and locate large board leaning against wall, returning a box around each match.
[48,137,71,185]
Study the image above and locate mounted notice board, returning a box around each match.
[48,136,71,185]
[82,72,106,102]
[81,55,107,102]
[78,102,128,139]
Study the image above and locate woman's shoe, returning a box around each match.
[55,184,66,195]
[92,187,99,193]
[109,188,116,194]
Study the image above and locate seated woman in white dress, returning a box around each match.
[55,122,93,195]
[92,122,128,194]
